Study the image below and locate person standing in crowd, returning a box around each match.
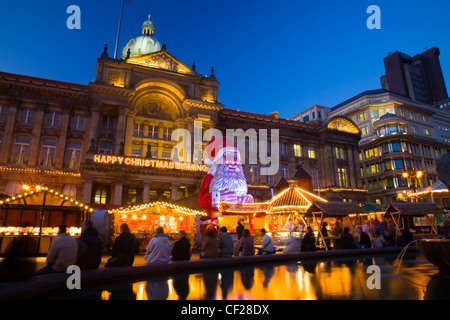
[332,221,343,250]
[236,220,244,240]
[239,229,255,256]
[355,226,372,248]
[321,222,331,250]
[340,227,356,249]
[258,228,274,255]
[201,228,219,259]
[106,223,139,267]
[0,225,37,281]
[76,220,103,270]
[171,230,191,261]
[372,228,386,248]
[283,234,302,253]
[145,227,172,264]
[33,225,78,276]
[301,226,317,252]
[285,218,293,233]
[218,227,234,258]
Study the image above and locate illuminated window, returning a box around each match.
[356,112,366,122]
[423,128,430,136]
[133,123,144,138]
[279,143,287,155]
[162,127,172,141]
[337,167,348,187]
[98,141,113,154]
[335,147,345,160]
[45,112,61,128]
[307,147,316,159]
[148,125,159,139]
[249,165,258,183]
[101,115,115,131]
[294,144,302,157]
[39,139,56,167]
[11,137,30,165]
[94,186,109,204]
[280,164,289,178]
[62,185,77,198]
[66,142,82,169]
[19,109,34,125]
[361,126,368,135]
[70,115,85,131]
[132,148,142,157]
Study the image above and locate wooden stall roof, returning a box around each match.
[267,185,327,213]
[107,201,207,216]
[305,201,367,217]
[0,186,92,211]
[384,202,446,217]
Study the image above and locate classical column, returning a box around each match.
[0,99,19,164]
[87,103,101,152]
[113,180,124,205]
[143,181,151,203]
[55,106,71,168]
[82,178,93,203]
[124,114,135,156]
[28,102,46,166]
[347,146,357,188]
[171,184,179,202]
[115,106,127,154]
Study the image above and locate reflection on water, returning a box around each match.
[56,253,450,300]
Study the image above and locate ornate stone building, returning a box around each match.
[0,15,365,210]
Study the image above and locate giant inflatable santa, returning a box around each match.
[197,136,254,220]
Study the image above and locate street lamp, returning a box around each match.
[402,170,423,193]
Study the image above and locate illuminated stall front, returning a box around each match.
[217,184,329,248]
[0,185,93,255]
[108,202,207,252]
[305,201,367,250]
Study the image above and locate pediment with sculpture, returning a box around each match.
[127,52,195,75]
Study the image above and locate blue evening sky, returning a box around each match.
[0,0,449,118]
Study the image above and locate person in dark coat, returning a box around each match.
[355,226,371,248]
[236,220,244,240]
[106,223,139,267]
[171,230,192,261]
[301,227,316,252]
[340,227,356,249]
[76,220,103,270]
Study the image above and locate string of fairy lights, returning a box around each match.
[0,184,93,212]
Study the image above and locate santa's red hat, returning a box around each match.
[204,136,240,167]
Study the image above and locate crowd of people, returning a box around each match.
[0,216,431,282]
[316,218,415,250]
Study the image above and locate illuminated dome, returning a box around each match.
[121,14,162,59]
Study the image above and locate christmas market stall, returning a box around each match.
[384,202,447,239]
[263,185,328,247]
[0,185,93,255]
[107,202,207,252]
[305,201,367,250]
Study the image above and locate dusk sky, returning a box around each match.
[1,0,449,118]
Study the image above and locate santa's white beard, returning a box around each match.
[209,164,248,195]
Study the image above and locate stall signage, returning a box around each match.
[93,154,208,172]
[219,202,269,213]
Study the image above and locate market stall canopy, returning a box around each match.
[0,186,93,212]
[305,201,367,218]
[107,201,207,216]
[384,202,446,217]
[363,203,387,212]
[408,180,449,199]
[267,185,327,214]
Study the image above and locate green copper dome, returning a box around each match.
[121,14,162,59]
